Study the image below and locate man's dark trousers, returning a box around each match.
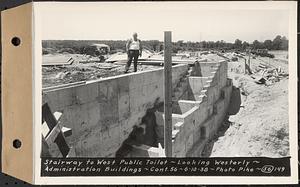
[126,50,139,72]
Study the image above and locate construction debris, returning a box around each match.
[252,64,288,85]
[105,49,154,63]
[43,54,76,66]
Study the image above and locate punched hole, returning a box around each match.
[13,139,22,149]
[11,37,21,46]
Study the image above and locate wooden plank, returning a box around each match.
[42,103,58,129]
[41,121,50,138]
[45,124,61,145]
[42,81,86,92]
[62,127,72,137]
[42,109,63,141]
[41,136,51,157]
[54,132,70,158]
[164,31,172,157]
[67,147,76,158]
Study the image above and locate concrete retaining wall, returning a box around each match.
[174,61,232,157]
[43,60,232,158]
[154,61,232,157]
[43,64,189,157]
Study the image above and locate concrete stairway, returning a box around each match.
[158,61,232,157]
[172,62,232,157]
[126,61,232,157]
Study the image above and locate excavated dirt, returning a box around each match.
[202,56,289,157]
[42,62,161,88]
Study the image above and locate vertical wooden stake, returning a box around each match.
[244,58,247,74]
[248,50,251,73]
[164,31,172,157]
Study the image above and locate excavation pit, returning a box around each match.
[42,60,232,157]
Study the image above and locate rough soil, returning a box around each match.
[202,56,290,157]
[42,62,160,88]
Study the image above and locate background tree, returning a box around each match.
[280,36,288,50]
[42,35,289,56]
[242,41,250,50]
[177,40,184,47]
[272,35,282,50]
[147,40,160,51]
[234,39,242,49]
[252,40,262,49]
[263,40,273,50]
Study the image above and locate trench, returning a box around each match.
[43,60,232,158]
[115,65,199,157]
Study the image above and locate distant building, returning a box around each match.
[83,44,110,61]
[84,44,110,56]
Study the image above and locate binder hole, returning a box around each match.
[11,37,21,46]
[13,139,22,149]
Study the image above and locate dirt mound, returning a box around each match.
[203,57,289,157]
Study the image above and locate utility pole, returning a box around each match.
[164,31,172,157]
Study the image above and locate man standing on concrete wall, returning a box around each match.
[124,32,143,73]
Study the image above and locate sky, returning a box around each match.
[38,2,291,43]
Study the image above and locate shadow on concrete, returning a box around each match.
[115,105,161,157]
[227,86,242,115]
[201,117,234,157]
[201,86,242,157]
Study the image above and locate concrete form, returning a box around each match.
[42,60,232,157]
[43,64,189,157]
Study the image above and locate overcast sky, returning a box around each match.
[38,2,291,43]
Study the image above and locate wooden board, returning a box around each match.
[164,31,172,157]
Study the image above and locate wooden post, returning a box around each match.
[164,31,172,157]
[244,58,247,74]
[248,49,251,73]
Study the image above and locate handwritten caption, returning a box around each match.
[41,157,290,176]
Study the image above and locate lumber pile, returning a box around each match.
[252,63,288,85]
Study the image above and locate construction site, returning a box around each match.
[41,38,289,158]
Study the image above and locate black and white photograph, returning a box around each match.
[41,1,291,158]
[35,1,297,184]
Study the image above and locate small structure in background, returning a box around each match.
[83,43,110,62]
[251,48,275,58]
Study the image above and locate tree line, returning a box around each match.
[42,35,288,55]
[171,35,288,52]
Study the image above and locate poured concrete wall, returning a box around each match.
[154,60,232,157]
[176,61,232,157]
[43,64,189,157]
